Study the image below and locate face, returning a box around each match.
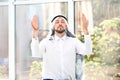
[53,17,67,33]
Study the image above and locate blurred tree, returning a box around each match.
[92,0,120,25]
[85,17,120,66]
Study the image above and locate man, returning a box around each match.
[31,14,92,80]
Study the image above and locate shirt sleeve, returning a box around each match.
[75,35,92,55]
[31,38,46,58]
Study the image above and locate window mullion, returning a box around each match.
[68,0,74,34]
[8,0,16,80]
[14,0,68,5]
[0,2,9,6]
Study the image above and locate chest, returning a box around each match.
[45,40,76,56]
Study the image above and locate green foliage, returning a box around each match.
[113,73,120,77]
[0,64,8,78]
[76,34,84,43]
[29,61,43,80]
[99,17,120,30]
[108,0,120,3]
[92,0,120,26]
[84,17,120,66]
[84,17,120,79]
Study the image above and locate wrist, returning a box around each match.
[83,30,89,35]
[33,30,38,39]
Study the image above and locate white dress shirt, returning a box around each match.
[31,34,92,80]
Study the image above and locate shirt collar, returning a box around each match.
[54,34,67,41]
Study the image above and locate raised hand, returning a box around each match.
[81,13,89,35]
[31,15,39,31]
[31,15,39,39]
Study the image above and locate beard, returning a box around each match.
[54,29,65,33]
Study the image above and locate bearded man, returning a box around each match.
[31,15,92,80]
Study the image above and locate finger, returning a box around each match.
[31,15,39,30]
[32,23,39,30]
[31,21,39,30]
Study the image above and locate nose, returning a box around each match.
[59,22,62,25]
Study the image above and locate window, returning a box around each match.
[15,2,68,80]
[74,1,93,35]
[0,6,8,80]
[0,0,101,80]
[0,0,8,2]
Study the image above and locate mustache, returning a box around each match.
[57,25,63,29]
[58,25,63,27]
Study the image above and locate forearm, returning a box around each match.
[83,29,89,35]
[31,38,40,57]
[33,30,38,39]
[84,35,92,54]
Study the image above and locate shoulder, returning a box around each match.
[66,37,80,44]
[40,36,53,43]
[40,37,49,43]
[68,37,83,45]
[68,37,79,41]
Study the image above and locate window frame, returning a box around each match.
[0,0,83,80]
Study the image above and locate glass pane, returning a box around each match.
[0,0,8,2]
[15,0,27,1]
[15,0,62,1]
[74,1,93,35]
[15,2,68,80]
[75,0,120,80]
[0,6,8,79]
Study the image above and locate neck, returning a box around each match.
[55,32,65,38]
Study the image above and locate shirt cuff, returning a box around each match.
[84,35,91,41]
[32,37,39,44]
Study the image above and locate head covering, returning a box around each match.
[47,15,76,39]
[51,15,68,22]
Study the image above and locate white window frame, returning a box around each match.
[0,0,82,80]
[9,0,15,80]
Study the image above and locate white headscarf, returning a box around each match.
[47,15,75,39]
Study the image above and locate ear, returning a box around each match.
[65,24,67,29]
